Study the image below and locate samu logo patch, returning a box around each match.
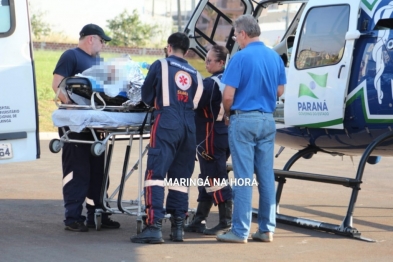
[175,71,192,90]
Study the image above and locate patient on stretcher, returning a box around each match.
[57,55,147,108]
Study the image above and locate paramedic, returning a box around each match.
[52,24,120,232]
[130,32,202,244]
[184,45,233,235]
[216,15,286,243]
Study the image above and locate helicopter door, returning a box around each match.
[284,0,360,129]
[184,0,253,76]
[0,0,40,164]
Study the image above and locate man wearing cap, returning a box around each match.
[52,23,120,232]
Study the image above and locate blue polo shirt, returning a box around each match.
[221,41,286,113]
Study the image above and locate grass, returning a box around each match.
[34,49,162,132]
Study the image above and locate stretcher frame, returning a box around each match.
[52,76,195,233]
[50,105,153,233]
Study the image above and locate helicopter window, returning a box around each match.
[295,5,349,70]
[374,18,393,30]
[0,0,12,35]
[194,1,245,52]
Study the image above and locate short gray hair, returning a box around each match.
[233,14,260,38]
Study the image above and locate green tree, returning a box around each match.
[30,11,51,40]
[106,9,158,47]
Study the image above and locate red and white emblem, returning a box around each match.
[175,71,192,90]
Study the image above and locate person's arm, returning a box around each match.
[223,85,236,125]
[141,60,160,106]
[52,50,77,104]
[197,77,214,109]
[277,56,287,99]
[52,74,71,104]
[277,85,284,98]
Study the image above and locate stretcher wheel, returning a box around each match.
[49,139,62,153]
[91,141,104,157]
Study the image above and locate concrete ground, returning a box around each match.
[0,135,392,262]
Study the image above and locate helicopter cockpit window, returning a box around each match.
[295,5,349,70]
[0,0,12,35]
[194,2,245,52]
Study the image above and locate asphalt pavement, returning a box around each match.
[0,135,392,262]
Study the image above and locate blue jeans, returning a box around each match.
[228,111,276,239]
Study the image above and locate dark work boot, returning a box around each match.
[184,201,213,233]
[204,200,232,235]
[170,217,185,242]
[130,220,164,244]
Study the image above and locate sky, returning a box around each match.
[28,0,194,40]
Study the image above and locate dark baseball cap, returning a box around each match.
[79,24,111,41]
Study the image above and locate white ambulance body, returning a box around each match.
[0,0,40,164]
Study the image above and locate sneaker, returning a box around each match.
[252,231,273,242]
[216,230,247,243]
[87,219,120,229]
[65,221,89,232]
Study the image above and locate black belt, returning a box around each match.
[229,110,271,116]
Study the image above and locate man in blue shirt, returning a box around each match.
[216,14,286,243]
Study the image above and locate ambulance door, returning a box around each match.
[284,0,360,129]
[184,0,254,77]
[0,0,40,164]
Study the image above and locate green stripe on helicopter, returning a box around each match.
[346,83,393,124]
[361,0,380,11]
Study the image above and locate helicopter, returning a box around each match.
[184,0,393,241]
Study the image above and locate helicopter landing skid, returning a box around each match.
[230,130,393,242]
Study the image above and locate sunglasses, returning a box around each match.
[94,35,106,44]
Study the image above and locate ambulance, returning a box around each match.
[0,0,39,164]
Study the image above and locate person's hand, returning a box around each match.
[224,115,230,126]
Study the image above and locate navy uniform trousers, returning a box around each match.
[144,107,196,225]
[195,121,232,205]
[60,130,109,225]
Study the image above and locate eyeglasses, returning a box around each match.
[94,36,106,45]
[205,58,219,64]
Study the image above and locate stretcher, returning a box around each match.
[50,75,156,232]
[50,107,153,232]
[51,76,195,233]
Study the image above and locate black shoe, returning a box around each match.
[184,220,206,233]
[102,219,120,229]
[87,219,121,229]
[184,201,212,233]
[65,221,89,232]
[170,217,184,242]
[130,220,164,244]
[204,200,232,235]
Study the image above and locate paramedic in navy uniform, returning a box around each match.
[184,45,233,235]
[52,24,120,232]
[131,32,202,244]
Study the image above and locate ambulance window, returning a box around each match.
[0,0,11,34]
[295,5,349,70]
